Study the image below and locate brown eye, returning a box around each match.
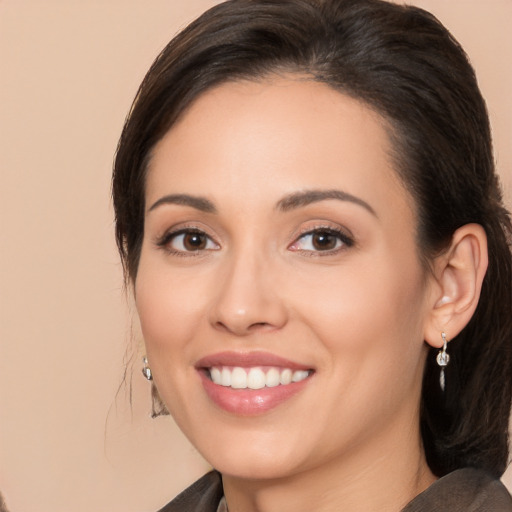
[160,229,219,253]
[182,232,208,251]
[311,231,338,250]
[288,227,354,253]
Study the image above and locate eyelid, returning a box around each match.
[155,225,220,254]
[288,224,354,254]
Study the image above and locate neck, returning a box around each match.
[221,422,436,512]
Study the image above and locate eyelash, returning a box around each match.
[288,226,354,256]
[155,227,219,256]
[155,225,354,256]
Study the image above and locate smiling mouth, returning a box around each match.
[205,366,313,390]
[197,353,315,414]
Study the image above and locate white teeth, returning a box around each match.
[221,367,231,387]
[231,367,247,389]
[210,367,222,385]
[247,368,266,389]
[265,368,280,388]
[280,368,292,385]
[208,366,311,389]
[292,370,309,382]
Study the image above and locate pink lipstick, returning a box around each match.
[196,351,314,415]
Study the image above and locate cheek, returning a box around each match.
[134,260,203,359]
[297,259,428,433]
[293,252,428,373]
[134,264,209,421]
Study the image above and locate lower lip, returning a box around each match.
[198,371,311,415]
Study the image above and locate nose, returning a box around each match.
[208,251,288,336]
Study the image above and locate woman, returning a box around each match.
[112,0,512,510]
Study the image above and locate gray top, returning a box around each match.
[159,468,512,511]
[402,468,512,511]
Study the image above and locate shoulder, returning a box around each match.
[156,467,512,511]
[402,468,512,512]
[157,471,223,512]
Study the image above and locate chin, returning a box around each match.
[189,425,309,481]
[210,452,303,481]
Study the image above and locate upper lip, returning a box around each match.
[195,351,313,370]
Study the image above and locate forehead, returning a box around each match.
[146,76,413,221]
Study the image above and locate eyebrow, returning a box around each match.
[148,194,217,214]
[276,189,377,217]
[147,189,376,217]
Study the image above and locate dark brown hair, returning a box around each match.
[112,0,512,477]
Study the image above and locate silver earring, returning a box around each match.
[142,356,153,381]
[436,332,450,391]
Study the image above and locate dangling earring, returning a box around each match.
[436,332,450,391]
[142,356,153,381]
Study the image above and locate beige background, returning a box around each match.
[0,1,510,511]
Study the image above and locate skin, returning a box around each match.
[135,77,440,511]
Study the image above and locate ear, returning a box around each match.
[424,224,488,348]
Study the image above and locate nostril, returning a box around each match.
[214,321,231,332]
[213,320,274,335]
[247,322,273,331]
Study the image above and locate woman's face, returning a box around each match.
[135,77,435,480]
